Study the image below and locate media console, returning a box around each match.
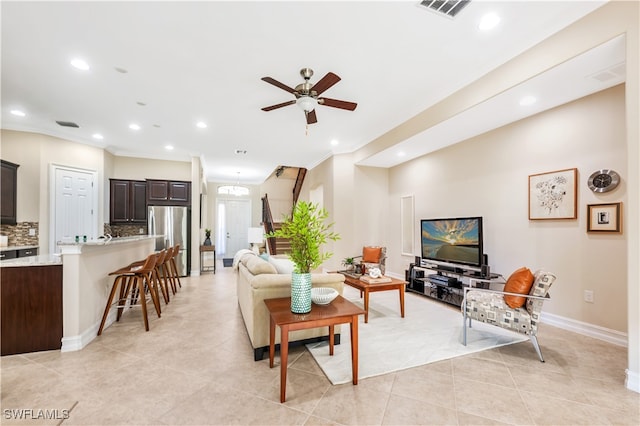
[406,261,505,308]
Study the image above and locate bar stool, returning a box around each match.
[170,244,182,289]
[97,252,162,335]
[153,249,171,304]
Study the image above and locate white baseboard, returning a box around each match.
[61,311,115,352]
[541,311,628,347]
[626,369,640,393]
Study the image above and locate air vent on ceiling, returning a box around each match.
[55,120,79,128]
[419,0,471,18]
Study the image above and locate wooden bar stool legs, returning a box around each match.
[98,253,161,335]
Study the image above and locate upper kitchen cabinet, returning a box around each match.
[109,179,147,224]
[146,179,191,206]
[1,160,19,225]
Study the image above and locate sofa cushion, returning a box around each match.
[233,249,254,269]
[503,267,535,308]
[268,256,295,274]
[244,255,277,275]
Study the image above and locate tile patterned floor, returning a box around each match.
[1,263,638,425]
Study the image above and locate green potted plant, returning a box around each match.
[204,228,212,246]
[267,201,340,313]
[342,257,355,272]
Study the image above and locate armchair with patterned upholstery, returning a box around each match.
[353,246,386,275]
[462,269,557,362]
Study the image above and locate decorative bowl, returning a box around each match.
[311,287,338,305]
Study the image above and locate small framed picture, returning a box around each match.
[529,168,578,220]
[587,202,622,233]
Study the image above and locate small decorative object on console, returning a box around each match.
[311,287,338,305]
[360,274,392,284]
[368,267,382,278]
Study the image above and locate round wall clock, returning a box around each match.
[587,169,620,193]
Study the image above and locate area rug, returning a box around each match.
[307,285,527,385]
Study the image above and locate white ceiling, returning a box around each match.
[1,1,619,185]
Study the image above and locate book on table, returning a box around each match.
[359,275,392,284]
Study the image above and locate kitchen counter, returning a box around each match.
[59,234,158,352]
[0,244,39,252]
[0,254,62,267]
[57,235,163,252]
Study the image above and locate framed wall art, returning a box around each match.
[587,202,622,233]
[528,168,577,220]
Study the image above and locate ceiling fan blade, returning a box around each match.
[261,100,296,111]
[318,97,358,111]
[306,109,318,125]
[261,77,297,94]
[310,72,341,96]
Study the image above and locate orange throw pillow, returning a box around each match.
[362,247,382,263]
[503,267,535,309]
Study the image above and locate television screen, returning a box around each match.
[420,217,483,267]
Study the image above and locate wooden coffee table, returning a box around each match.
[264,296,365,403]
[340,273,407,323]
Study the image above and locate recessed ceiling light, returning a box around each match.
[136,101,146,106]
[70,58,90,71]
[330,139,339,146]
[478,13,500,31]
[165,145,174,151]
[519,96,537,106]
[397,151,406,157]
[114,67,128,74]
[196,121,207,129]
[92,133,104,140]
[10,110,26,117]
[129,123,141,130]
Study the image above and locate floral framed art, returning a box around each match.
[528,168,577,220]
[587,202,622,233]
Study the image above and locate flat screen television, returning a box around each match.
[420,216,483,267]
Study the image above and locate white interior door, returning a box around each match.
[217,198,250,258]
[51,166,97,253]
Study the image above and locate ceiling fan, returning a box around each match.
[261,68,357,125]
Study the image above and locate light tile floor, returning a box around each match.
[1,263,638,425]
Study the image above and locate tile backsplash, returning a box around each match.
[104,223,148,238]
[0,222,39,246]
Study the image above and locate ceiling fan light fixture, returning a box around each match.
[296,96,317,112]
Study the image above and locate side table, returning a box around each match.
[264,296,365,402]
[199,245,216,273]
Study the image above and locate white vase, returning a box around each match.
[291,273,312,313]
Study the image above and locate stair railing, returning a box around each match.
[262,194,277,255]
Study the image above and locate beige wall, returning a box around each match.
[1,130,107,251]
[389,85,627,332]
[0,129,194,256]
[112,156,190,181]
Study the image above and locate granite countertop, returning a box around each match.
[0,245,39,252]
[0,254,62,268]
[57,234,163,247]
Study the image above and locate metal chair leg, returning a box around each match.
[530,335,545,362]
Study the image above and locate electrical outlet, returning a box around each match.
[28,228,36,236]
[584,290,594,303]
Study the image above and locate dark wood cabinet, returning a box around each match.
[109,179,147,224]
[1,264,63,356]
[146,179,191,206]
[1,160,19,225]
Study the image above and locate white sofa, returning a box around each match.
[235,252,345,360]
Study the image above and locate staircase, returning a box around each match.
[270,223,292,255]
[261,166,306,255]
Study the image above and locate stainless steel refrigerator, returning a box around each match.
[148,206,190,276]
